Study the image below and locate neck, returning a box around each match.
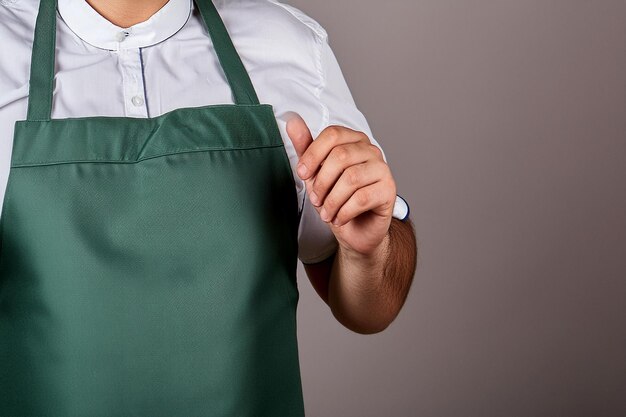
[86,0,170,28]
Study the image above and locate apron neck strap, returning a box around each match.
[27,0,57,121]
[195,0,260,106]
[27,0,260,122]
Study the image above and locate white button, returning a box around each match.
[115,31,129,42]
[131,95,144,107]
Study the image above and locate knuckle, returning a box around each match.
[386,196,396,209]
[376,161,393,181]
[332,146,350,163]
[359,131,371,143]
[324,125,342,143]
[382,187,395,207]
[345,166,361,186]
[381,183,396,202]
[382,188,396,208]
[369,144,383,158]
[312,178,325,195]
[324,195,336,211]
[355,189,370,206]
[358,140,371,150]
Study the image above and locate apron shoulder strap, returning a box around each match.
[195,0,261,106]
[27,0,57,121]
[27,0,260,121]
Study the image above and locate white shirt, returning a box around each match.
[0,0,409,264]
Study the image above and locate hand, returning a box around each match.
[285,112,397,257]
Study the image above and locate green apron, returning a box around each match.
[0,0,304,415]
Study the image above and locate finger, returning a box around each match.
[285,111,313,160]
[330,180,396,227]
[318,161,384,222]
[309,143,379,206]
[302,170,320,213]
[283,112,320,206]
[298,125,368,181]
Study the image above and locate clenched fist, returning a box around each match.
[286,112,397,257]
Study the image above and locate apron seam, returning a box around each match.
[11,143,287,168]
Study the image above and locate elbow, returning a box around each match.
[330,303,399,335]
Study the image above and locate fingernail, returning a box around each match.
[297,163,307,178]
[320,207,329,221]
[309,191,319,206]
[332,217,341,226]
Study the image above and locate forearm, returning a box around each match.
[328,217,418,334]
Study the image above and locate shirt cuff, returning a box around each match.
[392,194,410,221]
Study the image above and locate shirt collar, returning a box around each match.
[57,0,192,51]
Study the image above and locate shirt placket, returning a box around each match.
[118,43,149,118]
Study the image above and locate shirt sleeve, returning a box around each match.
[295,33,392,265]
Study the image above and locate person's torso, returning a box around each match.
[0,0,332,216]
[0,0,305,414]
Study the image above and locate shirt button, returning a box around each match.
[115,31,129,42]
[131,95,144,107]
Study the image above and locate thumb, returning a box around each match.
[285,111,313,159]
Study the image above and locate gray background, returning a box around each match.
[287,1,626,416]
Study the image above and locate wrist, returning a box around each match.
[338,228,391,267]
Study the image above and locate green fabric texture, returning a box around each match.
[0,0,304,416]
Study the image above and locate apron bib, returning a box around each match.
[0,0,304,415]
